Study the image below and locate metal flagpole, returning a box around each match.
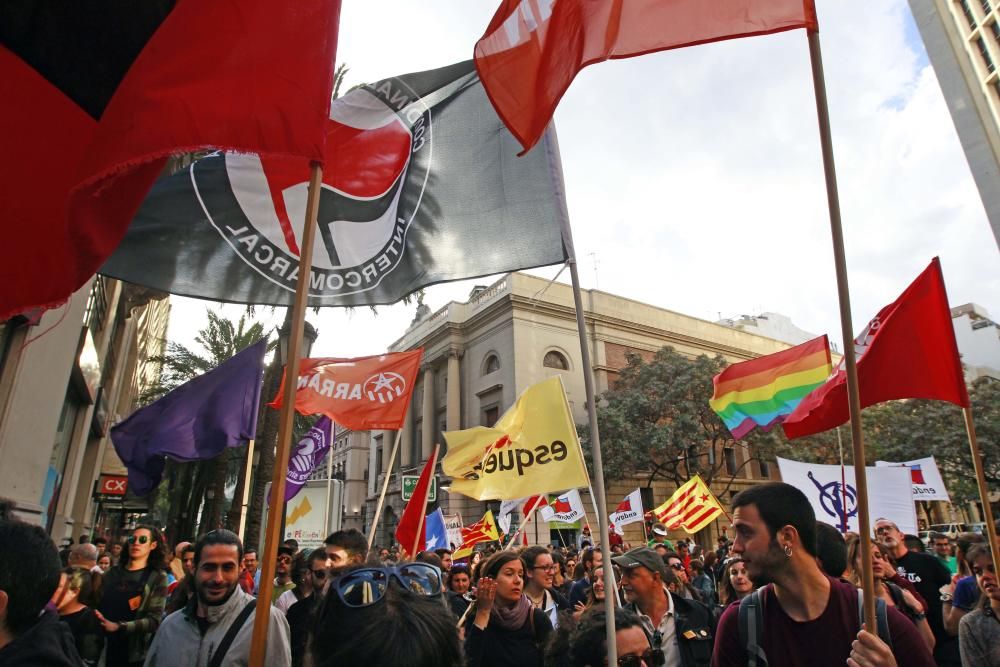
[367,429,403,550]
[807,30,876,626]
[323,428,334,538]
[543,124,619,664]
[963,407,1000,586]
[249,163,323,667]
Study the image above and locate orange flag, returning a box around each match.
[269,349,422,430]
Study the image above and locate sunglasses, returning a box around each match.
[618,649,660,667]
[669,563,685,571]
[128,535,150,545]
[331,564,442,608]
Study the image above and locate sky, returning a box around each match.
[166,0,1000,360]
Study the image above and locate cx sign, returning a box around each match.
[98,475,128,496]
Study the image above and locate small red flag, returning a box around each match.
[474,0,818,152]
[1,0,342,318]
[395,446,439,556]
[269,350,422,430]
[783,258,969,439]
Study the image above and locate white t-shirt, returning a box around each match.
[274,588,306,614]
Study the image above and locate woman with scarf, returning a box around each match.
[466,551,552,667]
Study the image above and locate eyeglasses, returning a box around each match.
[618,649,660,667]
[311,569,328,580]
[532,564,558,572]
[874,526,897,535]
[331,563,442,608]
[669,563,684,570]
[128,535,150,545]
[277,555,293,564]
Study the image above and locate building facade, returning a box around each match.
[908,0,1000,246]
[0,277,169,539]
[951,302,1000,379]
[358,273,810,548]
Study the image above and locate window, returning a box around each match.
[724,447,737,475]
[983,0,992,15]
[962,0,978,29]
[483,354,500,375]
[759,458,771,479]
[978,36,996,72]
[543,351,569,370]
[483,405,499,427]
[992,20,1000,43]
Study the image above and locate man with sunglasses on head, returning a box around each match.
[614,546,715,666]
[144,529,290,667]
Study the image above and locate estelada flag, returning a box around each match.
[475,0,817,152]
[269,349,422,430]
[653,475,725,534]
[454,510,501,560]
[442,376,590,500]
[783,258,969,439]
[0,0,342,318]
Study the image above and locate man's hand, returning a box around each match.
[847,625,897,667]
[93,610,121,634]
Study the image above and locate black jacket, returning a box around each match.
[0,609,84,666]
[627,592,715,667]
[465,608,552,667]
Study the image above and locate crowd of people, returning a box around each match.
[0,484,997,666]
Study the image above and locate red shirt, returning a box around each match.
[711,576,935,667]
[238,569,255,594]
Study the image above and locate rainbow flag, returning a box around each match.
[710,335,832,440]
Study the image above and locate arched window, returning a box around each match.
[483,354,501,375]
[543,351,569,370]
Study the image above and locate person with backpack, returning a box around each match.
[143,529,290,667]
[465,550,552,667]
[845,536,935,653]
[711,483,935,667]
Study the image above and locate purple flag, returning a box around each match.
[110,341,265,496]
[284,416,333,502]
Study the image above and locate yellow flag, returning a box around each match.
[652,475,725,533]
[453,510,500,560]
[442,376,590,500]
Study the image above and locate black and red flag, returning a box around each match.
[0,0,342,318]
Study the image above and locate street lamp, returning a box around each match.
[278,319,318,366]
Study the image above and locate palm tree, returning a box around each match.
[144,310,273,540]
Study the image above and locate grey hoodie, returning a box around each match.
[143,586,290,667]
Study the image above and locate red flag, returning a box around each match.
[783,258,969,439]
[522,496,548,514]
[474,0,817,152]
[0,0,342,318]
[395,446,439,556]
[269,350,422,430]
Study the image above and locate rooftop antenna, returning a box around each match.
[588,252,599,289]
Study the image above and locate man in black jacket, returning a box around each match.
[0,512,84,666]
[614,546,714,667]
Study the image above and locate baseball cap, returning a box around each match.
[612,546,667,580]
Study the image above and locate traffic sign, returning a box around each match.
[401,475,436,502]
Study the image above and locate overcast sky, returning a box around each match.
[167,0,999,359]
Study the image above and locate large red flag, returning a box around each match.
[395,446,439,556]
[269,350,423,430]
[474,0,818,152]
[783,258,969,439]
[0,0,342,318]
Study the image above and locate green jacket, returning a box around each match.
[103,566,169,663]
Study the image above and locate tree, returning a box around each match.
[863,377,999,506]
[143,310,273,540]
[581,346,838,499]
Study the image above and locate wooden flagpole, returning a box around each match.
[408,445,439,558]
[367,428,403,550]
[248,163,323,667]
[806,30,876,626]
[963,407,1000,582]
[237,439,255,540]
[544,122,619,663]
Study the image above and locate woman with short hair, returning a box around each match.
[466,551,552,667]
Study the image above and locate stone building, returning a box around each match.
[359,272,808,548]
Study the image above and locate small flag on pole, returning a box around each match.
[539,489,586,524]
[395,446,439,556]
[653,475,725,534]
[424,509,450,551]
[454,511,501,560]
[283,417,333,503]
[609,489,644,535]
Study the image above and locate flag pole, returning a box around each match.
[806,30,876,626]
[323,427,334,538]
[248,162,323,667]
[408,444,439,558]
[237,439,255,540]
[963,407,1000,583]
[546,124,619,665]
[367,428,403,550]
[837,427,848,533]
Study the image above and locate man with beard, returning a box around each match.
[874,517,957,666]
[144,529,290,666]
[712,484,934,667]
[323,529,368,578]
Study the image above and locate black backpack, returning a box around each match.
[737,585,891,667]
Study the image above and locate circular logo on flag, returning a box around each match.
[364,372,407,403]
[193,77,433,298]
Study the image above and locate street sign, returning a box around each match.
[401,475,437,502]
[98,474,128,496]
